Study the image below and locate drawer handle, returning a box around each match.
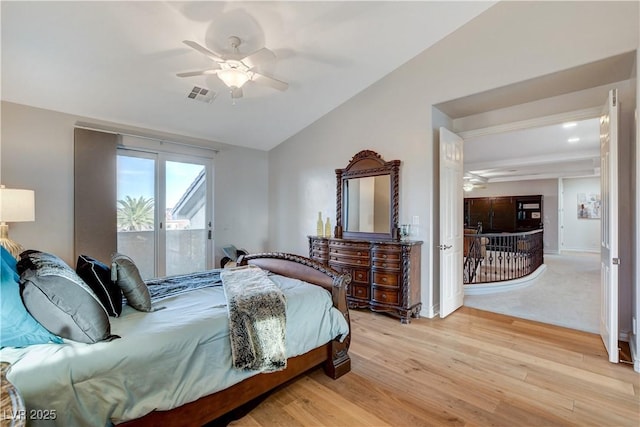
[382,277,387,282]
[381,294,387,300]
[357,273,363,279]
[357,251,362,256]
[357,260,361,264]
[382,254,387,259]
[357,289,363,295]
[382,263,387,268]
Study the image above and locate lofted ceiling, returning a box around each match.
[441,51,636,185]
[1,1,496,151]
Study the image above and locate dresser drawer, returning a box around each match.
[351,268,369,284]
[330,240,370,250]
[350,284,370,300]
[329,246,369,258]
[329,254,371,267]
[372,272,399,287]
[311,242,327,251]
[373,288,399,304]
[372,259,400,270]
[311,248,328,256]
[372,250,401,262]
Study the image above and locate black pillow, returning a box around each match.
[76,254,122,317]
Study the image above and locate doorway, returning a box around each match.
[458,117,602,333]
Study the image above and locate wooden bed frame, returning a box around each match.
[120,252,351,427]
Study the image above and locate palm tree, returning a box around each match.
[117,195,155,231]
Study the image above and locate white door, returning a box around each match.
[600,90,619,363]
[439,127,465,317]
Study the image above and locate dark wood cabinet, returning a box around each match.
[309,236,422,323]
[464,195,543,232]
[514,195,544,231]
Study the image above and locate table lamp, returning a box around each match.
[0,185,35,259]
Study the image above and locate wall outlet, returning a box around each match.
[412,215,420,225]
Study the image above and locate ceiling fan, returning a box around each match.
[177,36,288,99]
[463,172,488,192]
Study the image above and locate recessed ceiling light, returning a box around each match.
[563,122,577,128]
[568,137,580,143]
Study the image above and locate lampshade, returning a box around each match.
[217,68,250,89]
[0,188,35,222]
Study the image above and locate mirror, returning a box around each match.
[344,176,391,233]
[335,150,400,240]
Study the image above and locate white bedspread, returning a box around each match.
[0,274,349,426]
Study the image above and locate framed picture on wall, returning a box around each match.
[577,192,601,219]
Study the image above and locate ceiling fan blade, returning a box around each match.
[241,48,276,69]
[251,72,288,91]
[231,87,243,99]
[182,40,225,62]
[176,69,220,78]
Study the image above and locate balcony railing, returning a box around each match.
[463,229,543,284]
[117,230,206,280]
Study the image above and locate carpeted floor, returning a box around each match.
[464,251,600,333]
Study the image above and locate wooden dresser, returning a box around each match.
[309,236,422,323]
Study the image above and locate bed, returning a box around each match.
[0,252,352,426]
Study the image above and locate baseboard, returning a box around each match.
[422,303,439,319]
[560,248,600,254]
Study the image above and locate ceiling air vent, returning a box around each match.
[187,86,215,103]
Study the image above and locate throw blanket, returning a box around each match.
[146,269,222,302]
[221,266,287,372]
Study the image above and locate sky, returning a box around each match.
[117,155,204,209]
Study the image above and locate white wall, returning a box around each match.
[464,179,559,253]
[561,177,601,252]
[0,101,269,267]
[268,1,639,318]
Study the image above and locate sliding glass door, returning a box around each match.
[164,160,209,276]
[117,150,212,279]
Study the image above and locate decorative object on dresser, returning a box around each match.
[310,150,422,323]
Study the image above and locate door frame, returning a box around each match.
[445,108,611,325]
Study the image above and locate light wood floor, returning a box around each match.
[230,307,639,426]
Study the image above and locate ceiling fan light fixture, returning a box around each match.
[217,68,250,89]
[463,182,475,192]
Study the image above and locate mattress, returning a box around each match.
[0,273,349,426]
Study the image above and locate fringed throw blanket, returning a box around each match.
[220,266,287,372]
[146,270,222,302]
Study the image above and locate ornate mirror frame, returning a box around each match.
[335,150,400,241]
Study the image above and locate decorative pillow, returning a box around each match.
[18,250,115,344]
[111,252,151,312]
[76,254,122,317]
[1,247,62,348]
